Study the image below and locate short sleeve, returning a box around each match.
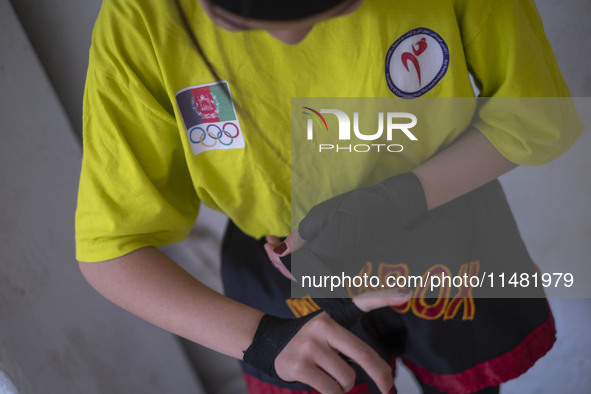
[462,0,582,165]
[76,71,199,262]
[75,1,199,262]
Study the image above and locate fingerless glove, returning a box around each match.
[297,172,427,261]
[243,311,321,378]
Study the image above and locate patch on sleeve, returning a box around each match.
[175,81,244,155]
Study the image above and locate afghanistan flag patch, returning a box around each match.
[175,81,244,156]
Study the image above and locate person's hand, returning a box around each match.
[265,235,411,312]
[282,172,427,263]
[255,176,421,392]
[264,233,301,281]
[243,288,410,394]
[257,229,410,392]
[274,312,396,394]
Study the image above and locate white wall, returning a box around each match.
[8,0,102,138]
[536,0,591,96]
[0,1,205,393]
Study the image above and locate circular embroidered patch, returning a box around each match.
[385,27,450,99]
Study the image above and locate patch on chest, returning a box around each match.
[385,27,450,99]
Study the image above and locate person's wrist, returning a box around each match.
[379,171,427,225]
[243,311,321,378]
[312,297,364,329]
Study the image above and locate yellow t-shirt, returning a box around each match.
[75,0,581,262]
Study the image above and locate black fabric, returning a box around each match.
[210,0,349,21]
[220,179,554,392]
[313,297,364,329]
[370,179,545,299]
[243,311,321,378]
[297,178,545,299]
[417,379,499,394]
[368,298,551,375]
[221,221,295,318]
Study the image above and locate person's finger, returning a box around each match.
[266,235,281,245]
[352,287,413,312]
[298,365,345,394]
[313,346,357,392]
[263,241,296,281]
[287,228,306,252]
[275,346,345,394]
[326,325,394,394]
[272,228,307,257]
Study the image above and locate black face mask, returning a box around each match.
[208,0,351,21]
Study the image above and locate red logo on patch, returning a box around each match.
[385,28,450,99]
[401,38,428,86]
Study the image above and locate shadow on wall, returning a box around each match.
[0,1,205,392]
[8,0,102,139]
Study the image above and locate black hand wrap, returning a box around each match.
[298,172,427,260]
[271,173,424,336]
[243,311,321,378]
[243,254,365,378]
[242,296,364,378]
[312,297,364,329]
[280,254,365,329]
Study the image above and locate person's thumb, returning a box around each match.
[352,287,412,312]
[313,288,412,329]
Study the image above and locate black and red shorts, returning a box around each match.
[221,181,556,393]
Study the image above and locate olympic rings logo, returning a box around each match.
[189,122,240,147]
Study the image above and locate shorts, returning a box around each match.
[221,181,556,394]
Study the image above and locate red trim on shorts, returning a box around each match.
[243,374,372,393]
[402,312,556,394]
